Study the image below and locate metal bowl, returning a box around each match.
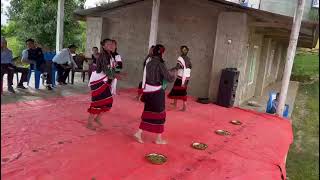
[191,142,208,150]
[215,130,231,136]
[230,120,242,125]
[145,153,167,165]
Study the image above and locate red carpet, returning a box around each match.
[1,89,293,180]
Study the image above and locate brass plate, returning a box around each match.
[145,153,167,165]
[215,130,231,136]
[230,120,242,125]
[191,142,208,150]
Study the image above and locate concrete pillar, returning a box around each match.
[208,12,248,104]
[56,0,65,52]
[277,0,306,116]
[255,38,272,96]
[85,17,104,57]
[274,44,283,82]
[277,46,287,81]
[148,0,160,48]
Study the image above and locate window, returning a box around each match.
[267,49,275,77]
[248,46,259,85]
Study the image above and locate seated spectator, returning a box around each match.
[1,37,29,93]
[88,47,99,79]
[52,45,78,85]
[43,46,56,61]
[21,38,53,90]
[270,93,280,114]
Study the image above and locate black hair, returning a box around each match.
[152,44,165,62]
[153,44,165,57]
[26,38,35,43]
[101,38,112,46]
[180,45,189,51]
[92,46,98,50]
[68,44,77,49]
[96,55,110,75]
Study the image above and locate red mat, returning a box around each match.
[1,89,293,180]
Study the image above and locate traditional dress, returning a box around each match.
[168,55,192,101]
[87,71,113,114]
[138,55,151,96]
[139,56,176,133]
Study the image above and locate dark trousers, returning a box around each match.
[30,61,53,85]
[1,64,29,86]
[54,63,71,83]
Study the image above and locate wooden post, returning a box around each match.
[276,0,305,116]
[148,0,160,49]
[56,0,65,52]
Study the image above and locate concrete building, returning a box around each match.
[226,0,319,21]
[74,0,318,106]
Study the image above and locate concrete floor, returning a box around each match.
[1,73,90,105]
[2,73,299,118]
[240,81,300,118]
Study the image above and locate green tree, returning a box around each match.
[6,0,86,52]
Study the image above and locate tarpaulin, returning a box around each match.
[1,89,293,180]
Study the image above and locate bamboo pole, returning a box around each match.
[276,0,305,116]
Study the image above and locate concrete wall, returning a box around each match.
[86,0,221,97]
[255,38,271,96]
[85,17,104,57]
[277,46,287,81]
[254,38,287,96]
[157,0,220,97]
[264,40,277,88]
[84,0,290,104]
[208,12,249,105]
[99,1,153,88]
[241,33,264,103]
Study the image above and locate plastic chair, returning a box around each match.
[266,92,289,118]
[44,52,57,87]
[27,65,42,89]
[266,92,277,113]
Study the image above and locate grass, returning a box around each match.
[286,52,319,180]
[291,53,319,82]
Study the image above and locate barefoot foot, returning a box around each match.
[155,139,167,145]
[94,118,103,126]
[86,124,96,131]
[134,133,144,144]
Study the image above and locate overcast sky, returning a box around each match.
[1,0,108,25]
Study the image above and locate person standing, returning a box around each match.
[168,46,192,111]
[52,45,78,85]
[86,38,116,130]
[21,38,53,90]
[1,37,29,93]
[136,45,155,100]
[134,44,177,144]
[110,40,123,95]
[88,47,100,78]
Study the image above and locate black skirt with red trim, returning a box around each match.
[139,89,166,133]
[168,77,189,101]
[88,80,113,114]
